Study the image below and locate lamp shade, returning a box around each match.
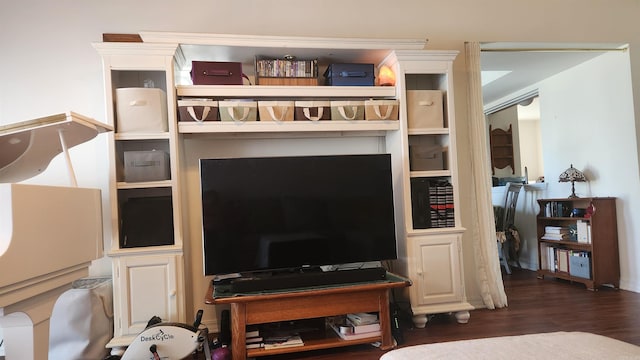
[558,164,587,198]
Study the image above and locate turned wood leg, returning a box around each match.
[455,311,470,324]
[412,314,428,328]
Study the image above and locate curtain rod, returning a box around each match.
[482,47,627,53]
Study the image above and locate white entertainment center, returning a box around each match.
[94,32,472,352]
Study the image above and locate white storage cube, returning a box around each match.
[406,90,444,128]
[123,150,170,182]
[116,88,168,132]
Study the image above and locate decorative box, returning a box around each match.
[406,90,444,128]
[191,61,244,85]
[177,99,219,122]
[294,101,331,121]
[115,88,168,133]
[569,256,591,279]
[123,150,170,182]
[258,101,294,121]
[330,100,365,121]
[364,100,399,121]
[218,100,258,122]
[324,63,375,86]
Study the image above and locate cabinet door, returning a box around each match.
[113,254,183,337]
[410,233,464,306]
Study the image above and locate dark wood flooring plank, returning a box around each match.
[256,269,640,360]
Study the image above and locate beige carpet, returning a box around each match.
[380,332,640,359]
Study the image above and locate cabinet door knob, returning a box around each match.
[170,289,177,297]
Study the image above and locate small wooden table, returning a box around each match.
[206,273,410,360]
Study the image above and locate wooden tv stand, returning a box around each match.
[205,273,411,360]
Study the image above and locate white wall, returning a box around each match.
[518,119,543,182]
[2,1,640,326]
[539,50,639,290]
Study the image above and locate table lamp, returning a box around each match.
[558,164,587,198]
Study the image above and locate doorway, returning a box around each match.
[479,43,630,272]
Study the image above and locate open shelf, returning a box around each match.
[247,329,380,357]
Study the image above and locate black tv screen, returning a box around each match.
[200,154,397,276]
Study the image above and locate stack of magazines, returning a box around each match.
[327,312,381,340]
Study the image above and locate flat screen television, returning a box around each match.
[200,154,398,277]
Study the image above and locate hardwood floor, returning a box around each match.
[256,268,640,360]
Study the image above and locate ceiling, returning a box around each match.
[480,42,627,106]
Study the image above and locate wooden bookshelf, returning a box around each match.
[536,197,619,290]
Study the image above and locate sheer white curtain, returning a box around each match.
[464,42,508,308]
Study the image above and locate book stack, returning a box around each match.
[263,334,304,349]
[541,226,571,241]
[245,327,264,349]
[328,312,381,340]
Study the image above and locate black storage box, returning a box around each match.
[410,178,431,229]
[324,63,375,86]
[191,61,244,85]
[120,196,174,248]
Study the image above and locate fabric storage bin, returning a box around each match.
[409,138,446,171]
[364,100,399,121]
[407,90,444,128]
[123,150,170,182]
[258,101,294,121]
[219,100,258,122]
[191,61,245,85]
[177,99,219,122]
[294,101,331,121]
[324,63,375,86]
[115,88,168,133]
[569,256,591,279]
[330,100,365,121]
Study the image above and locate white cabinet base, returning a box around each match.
[412,309,472,328]
[406,232,473,327]
[110,253,184,348]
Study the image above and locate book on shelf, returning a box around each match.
[263,335,304,349]
[327,316,381,341]
[246,342,264,349]
[556,249,570,274]
[577,220,590,243]
[246,336,263,344]
[541,225,572,241]
[246,327,260,339]
[337,317,381,335]
[544,226,570,234]
[541,233,571,241]
[543,201,571,217]
[346,312,379,326]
